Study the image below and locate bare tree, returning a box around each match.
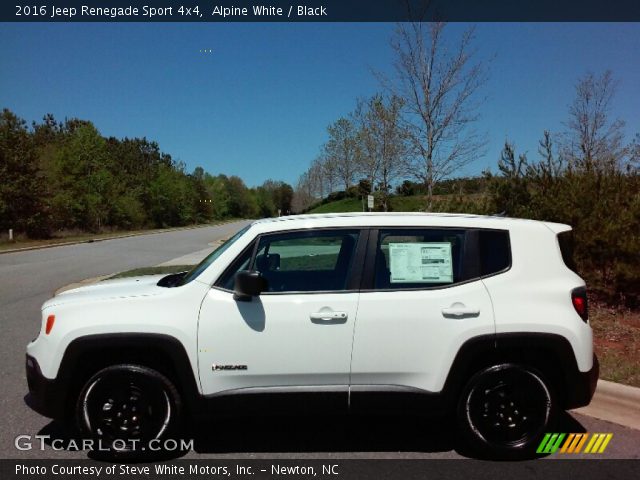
[564,71,626,172]
[353,98,381,193]
[292,171,315,213]
[324,117,359,191]
[386,22,488,209]
[354,94,407,210]
[321,153,338,194]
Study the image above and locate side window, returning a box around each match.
[255,230,360,293]
[217,244,254,291]
[216,230,360,293]
[375,229,466,289]
[478,230,511,276]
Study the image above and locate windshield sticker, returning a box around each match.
[388,242,453,283]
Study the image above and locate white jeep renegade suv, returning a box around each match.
[26,213,598,458]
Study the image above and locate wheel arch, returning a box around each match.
[442,332,586,410]
[56,333,202,419]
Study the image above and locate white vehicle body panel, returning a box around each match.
[351,280,495,392]
[198,288,358,395]
[28,275,208,382]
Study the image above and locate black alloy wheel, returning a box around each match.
[76,364,181,455]
[457,363,555,458]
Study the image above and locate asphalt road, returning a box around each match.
[0,220,250,459]
[1,219,638,461]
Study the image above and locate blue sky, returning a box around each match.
[1,23,638,187]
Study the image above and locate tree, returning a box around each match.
[386,22,488,209]
[564,71,626,173]
[292,171,315,213]
[308,156,326,199]
[354,94,406,211]
[50,122,114,231]
[226,176,258,218]
[0,109,50,237]
[204,173,231,219]
[324,118,359,191]
[488,141,531,217]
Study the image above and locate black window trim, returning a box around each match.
[359,226,512,293]
[212,225,512,295]
[212,226,369,295]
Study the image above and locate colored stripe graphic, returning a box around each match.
[537,433,566,454]
[538,433,613,454]
[584,433,613,453]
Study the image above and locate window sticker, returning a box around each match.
[388,242,453,283]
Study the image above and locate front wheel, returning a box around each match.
[456,363,556,459]
[76,364,182,457]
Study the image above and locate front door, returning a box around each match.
[198,228,364,396]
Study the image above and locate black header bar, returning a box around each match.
[3,1,640,22]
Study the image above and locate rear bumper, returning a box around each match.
[565,354,599,409]
[25,354,65,419]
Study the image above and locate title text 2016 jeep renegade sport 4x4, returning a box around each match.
[26,213,598,458]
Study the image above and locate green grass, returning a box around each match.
[390,195,428,211]
[308,198,365,214]
[306,194,489,215]
[307,195,428,214]
[109,265,195,279]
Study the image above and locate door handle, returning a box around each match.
[310,311,348,322]
[441,307,480,317]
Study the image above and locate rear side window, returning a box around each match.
[557,231,577,273]
[478,230,511,276]
[375,229,466,289]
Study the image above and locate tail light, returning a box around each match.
[571,287,588,322]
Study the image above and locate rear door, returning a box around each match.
[350,227,497,395]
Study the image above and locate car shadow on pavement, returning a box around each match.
[190,410,587,458]
[35,411,586,460]
[191,414,456,455]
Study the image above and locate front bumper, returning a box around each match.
[565,354,599,409]
[25,354,65,419]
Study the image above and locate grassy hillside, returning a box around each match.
[307,194,489,214]
[308,198,365,213]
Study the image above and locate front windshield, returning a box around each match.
[179,224,252,285]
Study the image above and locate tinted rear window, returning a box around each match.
[557,231,577,273]
[478,230,510,276]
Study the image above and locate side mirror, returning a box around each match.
[233,270,267,301]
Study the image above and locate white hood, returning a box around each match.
[43,275,168,309]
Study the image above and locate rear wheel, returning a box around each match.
[456,363,556,459]
[76,364,182,457]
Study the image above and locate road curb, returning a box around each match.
[0,219,242,255]
[572,379,640,431]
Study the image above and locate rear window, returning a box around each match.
[478,230,511,276]
[557,231,577,273]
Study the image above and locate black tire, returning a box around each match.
[75,364,182,457]
[456,363,556,459]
